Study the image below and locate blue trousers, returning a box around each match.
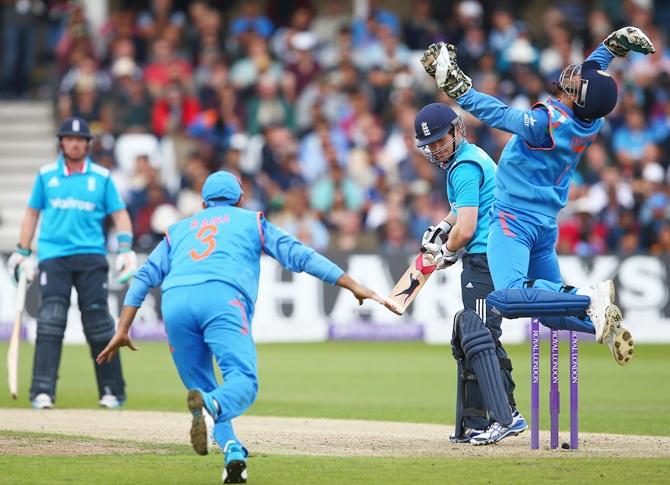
[162,281,258,448]
[487,207,594,334]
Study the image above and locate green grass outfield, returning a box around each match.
[1,341,669,484]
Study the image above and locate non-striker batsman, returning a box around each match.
[7,117,137,409]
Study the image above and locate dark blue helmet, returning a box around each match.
[57,117,93,140]
[559,60,618,121]
[415,103,466,169]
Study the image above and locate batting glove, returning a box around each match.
[7,246,36,284]
[421,42,472,98]
[604,26,655,57]
[421,220,453,255]
[115,250,138,285]
[435,244,459,270]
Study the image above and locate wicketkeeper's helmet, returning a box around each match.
[415,103,466,169]
[558,60,618,121]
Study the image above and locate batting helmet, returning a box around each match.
[57,117,93,140]
[558,60,618,121]
[415,103,466,169]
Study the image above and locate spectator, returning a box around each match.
[151,81,200,138]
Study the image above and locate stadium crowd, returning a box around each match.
[3,0,670,256]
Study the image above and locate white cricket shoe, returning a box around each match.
[585,280,634,365]
[586,280,616,343]
[99,394,123,409]
[32,393,53,410]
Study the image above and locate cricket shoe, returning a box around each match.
[604,320,634,366]
[99,394,124,409]
[585,280,617,344]
[222,440,248,484]
[187,388,217,455]
[31,393,53,410]
[448,427,485,444]
[469,411,527,446]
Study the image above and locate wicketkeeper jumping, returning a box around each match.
[419,27,655,381]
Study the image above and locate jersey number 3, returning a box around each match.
[189,224,218,261]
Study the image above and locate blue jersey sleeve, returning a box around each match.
[586,43,615,70]
[104,177,126,214]
[450,162,482,208]
[456,88,551,147]
[262,217,345,285]
[28,174,45,210]
[123,238,171,307]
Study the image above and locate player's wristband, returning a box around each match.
[116,232,133,253]
[16,244,31,256]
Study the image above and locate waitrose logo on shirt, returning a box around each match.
[49,197,96,211]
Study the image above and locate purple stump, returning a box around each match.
[549,329,560,449]
[530,318,540,450]
[570,330,579,449]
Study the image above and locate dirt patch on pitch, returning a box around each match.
[0,434,146,456]
[1,409,669,458]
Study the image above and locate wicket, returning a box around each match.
[530,318,579,450]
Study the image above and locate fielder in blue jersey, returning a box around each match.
[7,117,137,410]
[97,170,385,484]
[414,103,526,446]
[420,27,655,367]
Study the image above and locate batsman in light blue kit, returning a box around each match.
[421,27,655,372]
[97,171,384,484]
[8,117,137,410]
[414,103,526,446]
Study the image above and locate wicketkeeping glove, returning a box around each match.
[604,26,655,57]
[7,245,36,284]
[421,220,453,255]
[421,42,472,98]
[115,250,138,285]
[435,244,459,270]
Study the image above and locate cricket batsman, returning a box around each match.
[7,117,137,409]
[420,26,655,386]
[96,170,386,484]
[415,103,526,445]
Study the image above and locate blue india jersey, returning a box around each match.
[495,99,604,220]
[446,142,497,254]
[28,156,125,261]
[455,43,615,223]
[124,205,345,308]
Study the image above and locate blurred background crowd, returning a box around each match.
[2,0,670,256]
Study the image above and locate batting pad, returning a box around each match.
[487,288,589,319]
[458,310,512,426]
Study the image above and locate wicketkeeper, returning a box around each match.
[419,27,655,373]
[415,103,526,446]
[7,117,137,409]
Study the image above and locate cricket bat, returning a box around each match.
[7,270,28,399]
[385,252,437,315]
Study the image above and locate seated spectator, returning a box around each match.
[558,198,607,256]
[152,81,200,137]
[311,0,349,47]
[144,37,193,98]
[229,0,274,41]
[107,60,153,135]
[613,107,656,167]
[328,210,379,252]
[229,34,283,92]
[245,74,295,135]
[310,162,364,215]
[402,0,442,50]
[136,0,186,45]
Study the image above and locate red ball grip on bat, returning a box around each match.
[415,253,436,275]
